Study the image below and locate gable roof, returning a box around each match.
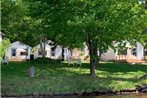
[10,41,31,49]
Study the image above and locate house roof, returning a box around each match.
[10,41,31,49]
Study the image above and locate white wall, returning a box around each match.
[33,44,51,59]
[5,48,11,59]
[64,48,71,60]
[5,48,31,60]
[46,48,51,58]
[5,41,31,61]
[100,48,116,61]
[27,47,31,59]
[115,42,144,60]
[136,42,144,60]
[82,41,145,61]
[33,44,64,59]
[126,48,137,60]
[55,46,62,59]
[16,49,28,59]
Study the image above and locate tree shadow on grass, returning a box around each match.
[2,62,147,84]
[1,62,83,78]
[80,62,147,73]
[2,62,147,96]
[2,62,147,77]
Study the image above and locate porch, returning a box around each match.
[116,55,147,63]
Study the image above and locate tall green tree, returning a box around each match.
[27,0,147,77]
[1,0,39,46]
[67,0,147,77]
[3,0,147,77]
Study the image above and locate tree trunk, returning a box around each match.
[43,35,46,58]
[87,37,99,77]
[40,34,46,58]
[86,36,102,77]
[62,47,64,61]
[90,59,95,77]
[89,45,98,77]
[40,40,44,58]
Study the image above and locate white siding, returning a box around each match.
[55,46,62,59]
[33,44,65,59]
[5,41,31,61]
[136,42,144,60]
[101,48,116,61]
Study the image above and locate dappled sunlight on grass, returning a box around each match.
[1,61,147,95]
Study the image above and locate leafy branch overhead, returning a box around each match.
[1,0,147,77]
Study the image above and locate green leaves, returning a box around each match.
[2,0,147,51]
[0,38,10,57]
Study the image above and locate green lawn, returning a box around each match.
[1,61,147,96]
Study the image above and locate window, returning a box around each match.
[118,48,127,55]
[19,49,28,56]
[38,50,47,56]
[132,48,137,56]
[20,49,28,56]
[11,48,16,57]
[20,52,28,56]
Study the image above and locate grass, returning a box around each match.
[1,61,147,96]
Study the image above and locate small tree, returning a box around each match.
[3,0,147,77]
[0,38,10,57]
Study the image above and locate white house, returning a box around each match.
[83,42,145,62]
[33,43,74,60]
[5,41,31,61]
[101,42,145,62]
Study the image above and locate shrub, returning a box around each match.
[0,38,10,57]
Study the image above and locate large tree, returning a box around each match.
[27,0,147,77]
[3,0,147,77]
[66,0,147,77]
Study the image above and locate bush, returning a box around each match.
[0,38,10,57]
